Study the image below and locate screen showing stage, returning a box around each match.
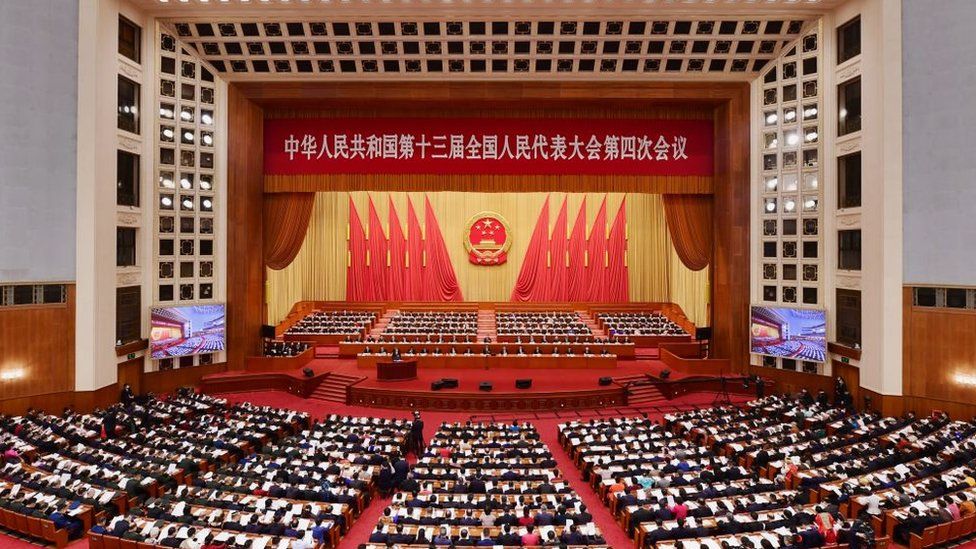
[150,304,226,359]
[750,306,826,362]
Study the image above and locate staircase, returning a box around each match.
[612,374,668,407]
[367,310,397,338]
[309,372,365,404]
[478,310,497,341]
[576,311,607,338]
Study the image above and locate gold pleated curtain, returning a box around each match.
[264,191,710,327]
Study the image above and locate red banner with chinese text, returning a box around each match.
[264,117,713,176]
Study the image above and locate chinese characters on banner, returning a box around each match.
[264,118,713,176]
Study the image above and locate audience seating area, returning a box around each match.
[496,312,592,337]
[560,393,976,549]
[368,421,608,547]
[284,311,376,337]
[381,311,479,336]
[8,386,976,549]
[596,312,687,337]
[0,390,413,548]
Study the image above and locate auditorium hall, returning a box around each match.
[1,1,976,548]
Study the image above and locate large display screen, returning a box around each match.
[750,306,827,363]
[150,304,226,359]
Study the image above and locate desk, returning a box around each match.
[377,360,418,381]
[359,354,617,370]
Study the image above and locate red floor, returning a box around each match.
[301,355,676,393]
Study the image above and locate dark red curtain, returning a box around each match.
[663,194,713,271]
[567,198,587,301]
[546,197,569,301]
[585,197,609,302]
[511,195,551,302]
[607,198,629,303]
[346,196,371,301]
[422,196,463,301]
[387,197,407,301]
[405,197,425,301]
[264,192,315,270]
[366,197,389,300]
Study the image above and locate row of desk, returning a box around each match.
[359,353,617,370]
[341,341,634,359]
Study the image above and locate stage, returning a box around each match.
[200,351,764,412]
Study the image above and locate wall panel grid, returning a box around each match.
[152,24,223,370]
[754,22,826,374]
[162,18,813,81]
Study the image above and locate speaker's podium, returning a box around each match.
[376,359,418,382]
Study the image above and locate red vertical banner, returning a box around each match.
[586,197,609,302]
[607,198,629,303]
[387,197,407,301]
[346,197,371,301]
[567,198,587,302]
[511,196,551,302]
[366,197,389,300]
[547,197,569,301]
[405,197,425,301]
[422,196,463,302]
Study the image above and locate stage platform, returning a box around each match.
[201,358,684,412]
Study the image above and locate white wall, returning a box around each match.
[902,0,976,287]
[0,1,78,283]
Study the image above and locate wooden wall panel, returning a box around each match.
[903,286,976,414]
[0,384,118,417]
[748,365,835,396]
[832,361,861,411]
[0,285,75,403]
[142,363,228,395]
[116,357,144,396]
[710,86,752,373]
[226,85,266,369]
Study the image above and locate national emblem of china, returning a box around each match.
[464,212,511,265]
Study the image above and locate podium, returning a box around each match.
[376,359,418,381]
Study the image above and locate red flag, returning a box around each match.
[607,197,629,303]
[422,196,463,301]
[567,197,587,301]
[547,197,569,301]
[405,197,425,301]
[586,196,609,302]
[511,196,551,302]
[366,196,389,300]
[346,196,371,301]
[387,197,407,301]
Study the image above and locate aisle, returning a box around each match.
[530,417,633,548]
